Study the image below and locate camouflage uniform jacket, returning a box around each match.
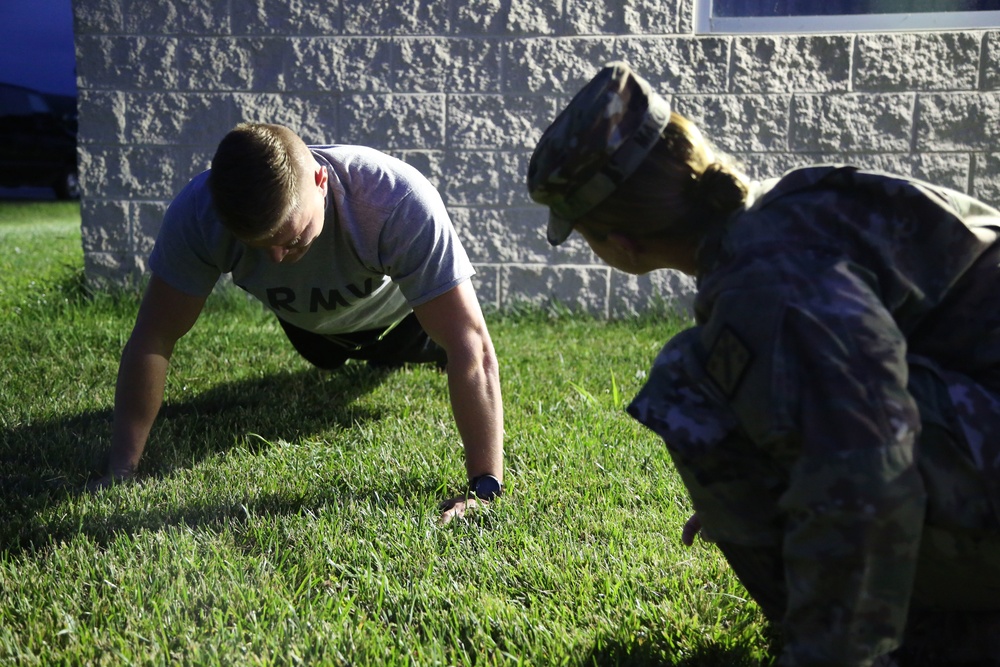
[628,165,1000,666]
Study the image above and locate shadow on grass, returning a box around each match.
[0,363,401,555]
[6,475,445,561]
[583,627,782,667]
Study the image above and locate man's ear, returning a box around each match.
[315,164,328,191]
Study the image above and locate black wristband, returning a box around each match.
[468,474,503,501]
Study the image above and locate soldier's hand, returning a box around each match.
[682,513,707,546]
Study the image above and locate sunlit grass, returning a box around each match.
[0,201,777,666]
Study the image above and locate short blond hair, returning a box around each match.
[208,122,312,241]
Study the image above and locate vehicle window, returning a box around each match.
[696,0,1000,32]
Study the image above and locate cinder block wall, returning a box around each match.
[72,0,1000,317]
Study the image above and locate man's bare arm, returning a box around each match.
[412,281,504,520]
[91,275,207,489]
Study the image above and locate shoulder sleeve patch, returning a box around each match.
[706,326,753,398]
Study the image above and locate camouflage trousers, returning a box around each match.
[719,539,1000,666]
[715,358,1000,666]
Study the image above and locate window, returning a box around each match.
[696,0,1000,33]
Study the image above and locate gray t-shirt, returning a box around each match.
[149,145,474,334]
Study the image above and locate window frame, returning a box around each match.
[694,1,1000,33]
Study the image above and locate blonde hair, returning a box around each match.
[583,112,749,239]
[208,122,311,241]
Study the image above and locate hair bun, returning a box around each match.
[695,163,747,213]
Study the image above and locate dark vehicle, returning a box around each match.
[0,82,79,200]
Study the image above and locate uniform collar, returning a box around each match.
[693,165,853,280]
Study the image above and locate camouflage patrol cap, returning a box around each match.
[527,61,671,246]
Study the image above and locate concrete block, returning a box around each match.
[450,206,592,265]
[503,38,615,94]
[624,0,684,34]
[609,269,696,319]
[390,150,445,191]
[730,35,852,93]
[342,0,451,35]
[452,0,508,35]
[76,36,180,91]
[915,93,1000,151]
[133,201,172,255]
[450,207,527,263]
[736,152,808,181]
[501,265,610,316]
[790,93,914,153]
[77,91,127,145]
[72,0,123,34]
[985,32,1000,91]
[451,208,504,263]
[675,0,695,35]
[855,32,981,92]
[973,153,1000,206]
[674,94,791,153]
[281,38,395,93]
[396,38,452,91]
[470,265,500,311]
[498,149,531,207]
[77,146,120,198]
[178,38,260,91]
[447,95,554,149]
[229,0,342,35]
[81,200,130,254]
[499,208,561,263]
[440,151,500,205]
[183,150,218,194]
[123,0,231,34]
[506,0,562,35]
[233,93,340,145]
[395,38,502,93]
[128,93,238,145]
[117,146,212,200]
[83,252,147,291]
[564,0,623,35]
[340,94,445,149]
[617,37,730,94]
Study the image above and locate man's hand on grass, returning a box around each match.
[438,495,489,525]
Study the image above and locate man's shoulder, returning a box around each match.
[310,144,415,179]
[161,169,228,247]
[312,145,444,221]
[167,170,215,220]
[311,145,434,193]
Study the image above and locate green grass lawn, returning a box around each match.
[0,201,776,666]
